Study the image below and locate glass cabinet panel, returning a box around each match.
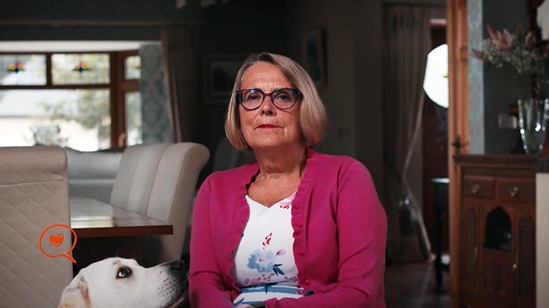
[483,206,512,252]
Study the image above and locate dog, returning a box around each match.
[58,257,187,308]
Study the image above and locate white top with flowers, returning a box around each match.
[232,192,305,306]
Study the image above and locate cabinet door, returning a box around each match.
[477,204,515,305]
[515,204,535,307]
[460,200,479,298]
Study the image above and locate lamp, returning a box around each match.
[423,44,448,108]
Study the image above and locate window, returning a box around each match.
[0,51,141,151]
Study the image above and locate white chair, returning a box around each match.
[110,142,210,266]
[212,136,255,172]
[181,137,255,258]
[0,146,72,307]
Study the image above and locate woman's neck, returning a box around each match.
[254,147,306,179]
[248,147,307,207]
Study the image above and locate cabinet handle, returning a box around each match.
[509,186,520,197]
[513,253,518,271]
[471,184,481,194]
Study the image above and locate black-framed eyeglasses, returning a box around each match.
[235,88,301,111]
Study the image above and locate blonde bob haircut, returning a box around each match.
[225,52,328,151]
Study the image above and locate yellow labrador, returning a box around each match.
[58,257,187,308]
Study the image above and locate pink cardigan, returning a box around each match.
[189,149,387,308]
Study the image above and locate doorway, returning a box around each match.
[422,21,449,260]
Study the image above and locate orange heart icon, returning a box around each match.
[49,234,64,247]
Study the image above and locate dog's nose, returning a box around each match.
[168,260,185,272]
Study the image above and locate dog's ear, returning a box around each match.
[58,279,91,308]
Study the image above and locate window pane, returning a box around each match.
[0,89,110,151]
[125,91,142,146]
[52,53,110,85]
[125,55,141,80]
[0,54,46,85]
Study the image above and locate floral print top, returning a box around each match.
[232,192,304,305]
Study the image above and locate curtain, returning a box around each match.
[161,27,200,142]
[382,5,432,263]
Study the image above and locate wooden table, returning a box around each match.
[69,198,173,272]
[70,197,173,238]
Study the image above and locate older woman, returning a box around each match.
[189,52,386,308]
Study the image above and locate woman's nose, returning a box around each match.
[260,97,276,115]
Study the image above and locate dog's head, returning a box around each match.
[58,257,187,308]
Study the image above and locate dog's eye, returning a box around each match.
[116,267,132,279]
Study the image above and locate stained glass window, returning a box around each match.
[125,55,141,80]
[0,50,141,151]
[0,54,46,85]
[52,53,109,85]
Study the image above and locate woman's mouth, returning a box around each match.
[258,124,277,128]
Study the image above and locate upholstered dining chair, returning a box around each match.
[109,142,210,266]
[180,137,255,259]
[212,136,255,172]
[0,146,73,307]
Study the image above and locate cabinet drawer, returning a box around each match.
[496,178,535,203]
[463,175,494,198]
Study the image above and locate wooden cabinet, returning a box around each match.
[454,155,536,308]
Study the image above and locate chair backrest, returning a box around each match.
[212,136,255,172]
[0,146,72,307]
[110,143,210,266]
[110,143,170,213]
[180,137,255,259]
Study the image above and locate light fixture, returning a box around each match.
[423,44,448,108]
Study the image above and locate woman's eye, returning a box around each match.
[116,267,132,279]
[246,94,261,101]
[276,94,290,101]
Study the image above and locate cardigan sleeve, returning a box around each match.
[264,159,387,308]
[188,177,235,307]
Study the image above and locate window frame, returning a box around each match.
[0,50,139,148]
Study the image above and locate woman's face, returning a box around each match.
[238,62,303,152]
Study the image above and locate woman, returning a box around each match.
[189,52,386,307]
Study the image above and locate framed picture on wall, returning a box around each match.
[203,54,247,104]
[301,29,327,88]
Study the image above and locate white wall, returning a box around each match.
[536,173,549,307]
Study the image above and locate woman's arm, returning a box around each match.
[264,160,387,308]
[188,177,235,307]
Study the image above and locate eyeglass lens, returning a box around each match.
[238,88,299,110]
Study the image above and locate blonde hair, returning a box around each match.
[224,52,328,151]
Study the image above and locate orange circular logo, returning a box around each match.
[38,224,77,263]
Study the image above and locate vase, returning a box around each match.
[517,98,549,154]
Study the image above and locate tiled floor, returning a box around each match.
[385,257,452,308]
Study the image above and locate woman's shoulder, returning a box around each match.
[307,150,373,182]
